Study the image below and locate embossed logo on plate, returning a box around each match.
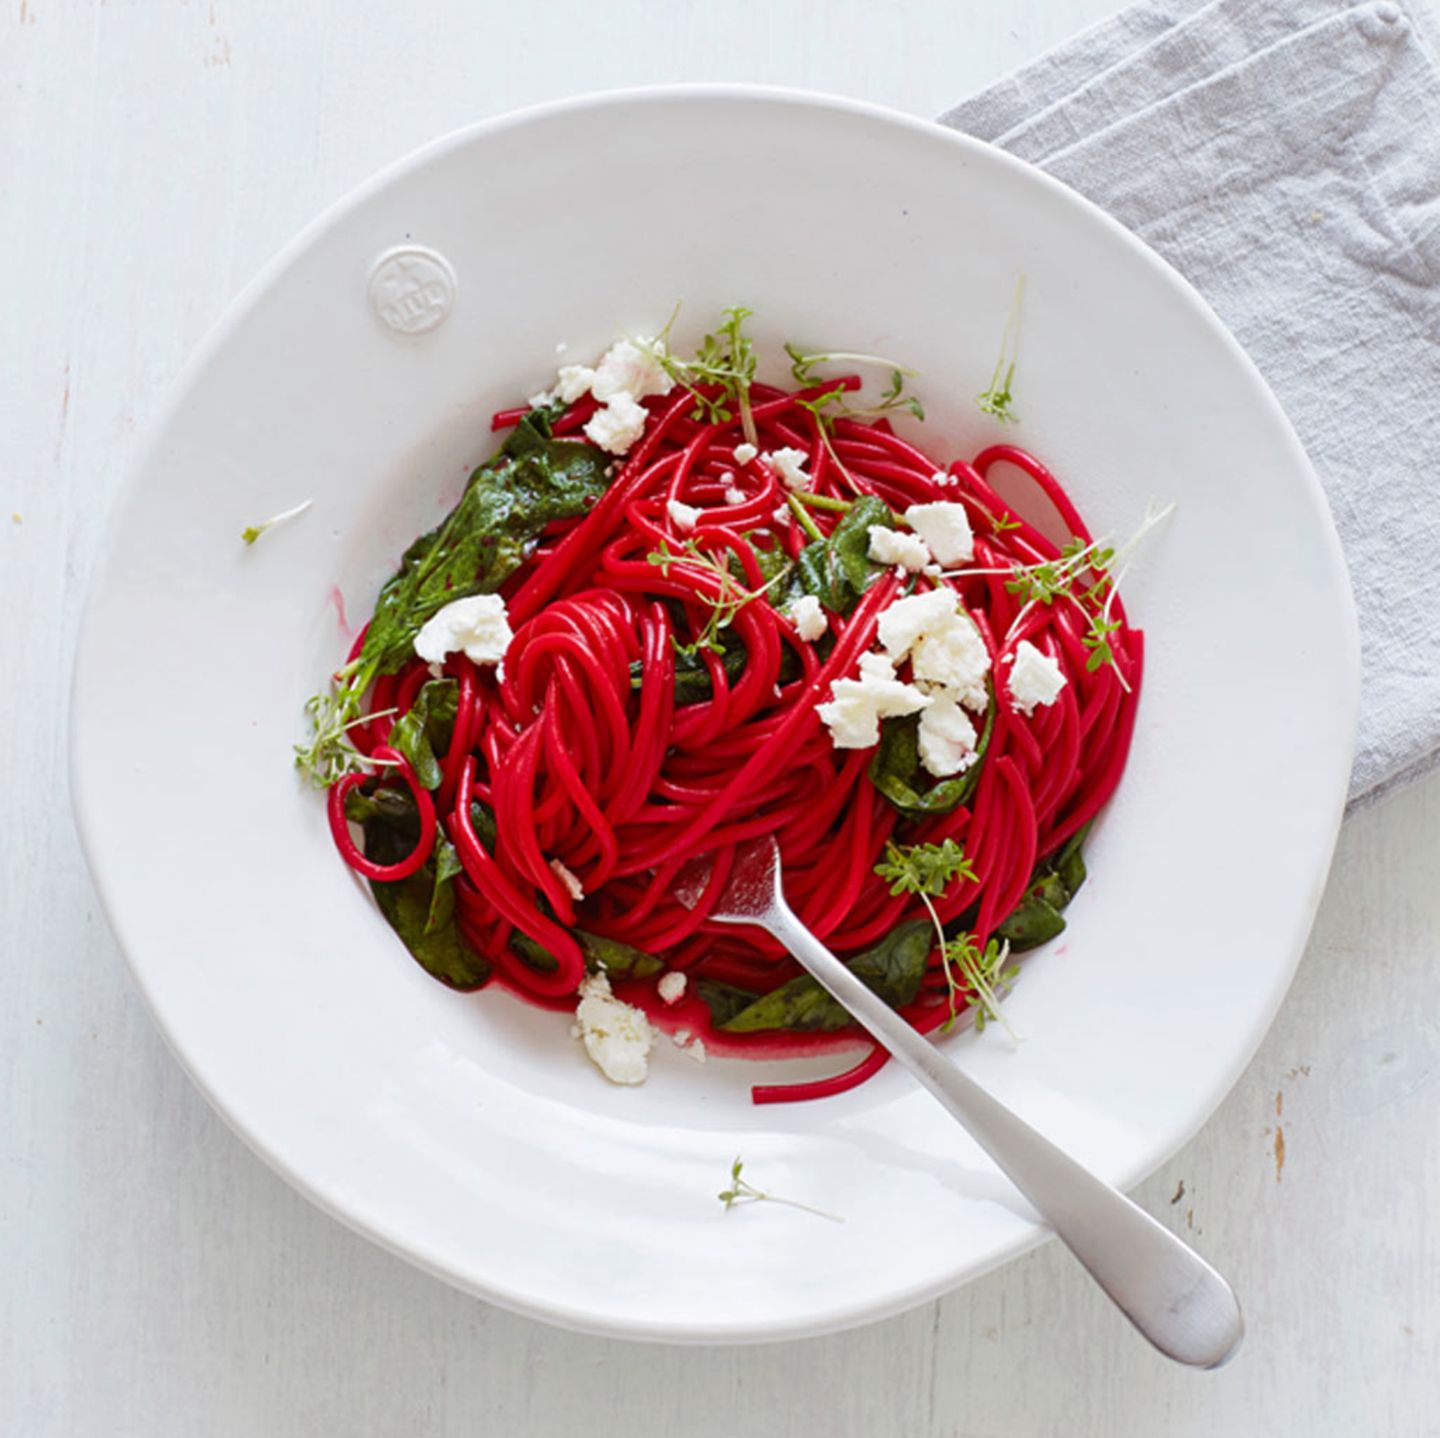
[367,245,457,336]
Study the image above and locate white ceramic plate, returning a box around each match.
[71,88,1358,1343]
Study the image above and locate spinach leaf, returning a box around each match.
[868,696,995,817]
[424,836,463,935]
[695,980,764,1028]
[1053,823,1090,898]
[577,930,664,979]
[360,412,610,676]
[388,678,458,791]
[718,920,932,1033]
[369,864,492,991]
[344,783,419,832]
[469,799,498,853]
[995,829,1091,953]
[509,932,559,973]
[995,886,1067,951]
[794,495,892,613]
[509,928,665,979]
[350,784,489,989]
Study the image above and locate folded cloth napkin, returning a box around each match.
[940,0,1440,809]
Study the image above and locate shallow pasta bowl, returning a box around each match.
[70,86,1358,1343]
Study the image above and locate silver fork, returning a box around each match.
[676,836,1243,1369]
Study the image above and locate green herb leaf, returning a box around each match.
[874,839,977,897]
[977,276,1024,423]
[387,678,458,791]
[576,930,664,979]
[794,494,892,614]
[717,920,932,1033]
[424,836,463,936]
[296,413,611,788]
[694,980,763,1028]
[718,1156,842,1222]
[867,697,995,817]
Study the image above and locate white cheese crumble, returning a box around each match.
[574,971,654,1085]
[766,447,811,491]
[591,338,674,403]
[555,363,597,403]
[666,498,702,532]
[788,594,828,642]
[724,486,747,506]
[682,1036,706,1063]
[733,442,758,466]
[584,391,649,455]
[771,504,793,527]
[657,971,687,1005]
[816,672,931,749]
[876,587,959,659]
[413,593,514,668]
[858,650,896,681]
[912,614,990,711]
[917,693,980,777]
[931,469,959,488]
[867,525,932,573]
[549,858,585,903]
[904,502,975,566]
[1008,639,1067,715]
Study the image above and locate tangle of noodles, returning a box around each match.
[322,374,1143,1103]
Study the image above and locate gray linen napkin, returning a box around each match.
[940,0,1440,808]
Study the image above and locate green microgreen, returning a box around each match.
[977,275,1025,423]
[241,499,313,546]
[647,536,790,658]
[646,304,760,445]
[717,1157,843,1222]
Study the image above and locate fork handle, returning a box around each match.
[765,904,1244,1369]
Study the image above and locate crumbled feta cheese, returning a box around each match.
[931,469,959,488]
[1008,639,1067,716]
[817,673,930,749]
[584,392,649,455]
[574,971,654,1085]
[772,504,792,526]
[767,447,811,491]
[590,338,675,403]
[858,650,896,681]
[733,442,758,466]
[788,594,828,642]
[867,525,932,573]
[918,693,980,777]
[555,341,569,354]
[912,614,990,711]
[666,498,702,532]
[527,388,554,409]
[670,1030,708,1062]
[555,364,596,403]
[904,502,975,566]
[876,588,959,659]
[549,858,585,903]
[657,971,687,1005]
[413,593,513,668]
[724,486,747,506]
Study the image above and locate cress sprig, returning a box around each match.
[645,305,760,446]
[717,1156,843,1222]
[872,840,1018,1032]
[646,536,791,659]
[977,275,1025,423]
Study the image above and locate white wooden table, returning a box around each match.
[5,3,1437,1433]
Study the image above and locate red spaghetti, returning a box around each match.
[313,338,1144,1104]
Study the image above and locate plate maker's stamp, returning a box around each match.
[367,245,457,336]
